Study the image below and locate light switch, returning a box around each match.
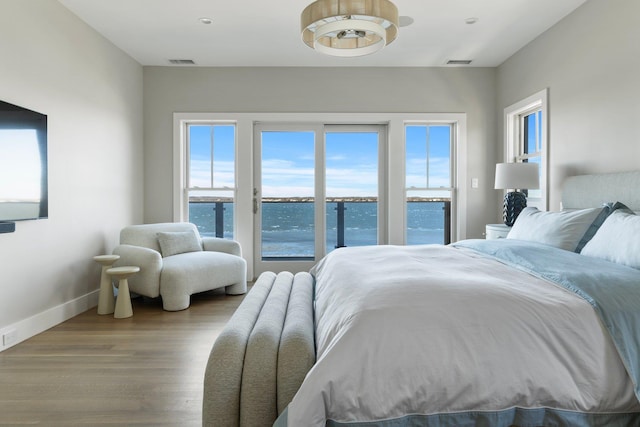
[471,178,479,188]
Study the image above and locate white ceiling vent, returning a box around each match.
[168,59,196,65]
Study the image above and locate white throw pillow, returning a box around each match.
[581,210,640,269]
[157,230,202,257]
[507,207,602,251]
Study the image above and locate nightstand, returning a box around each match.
[485,224,511,240]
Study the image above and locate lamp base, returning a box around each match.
[503,191,527,226]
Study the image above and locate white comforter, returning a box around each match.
[284,244,640,426]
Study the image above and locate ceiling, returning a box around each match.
[58,0,588,67]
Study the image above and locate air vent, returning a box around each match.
[168,59,196,65]
[447,59,472,65]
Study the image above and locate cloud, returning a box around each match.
[189,159,235,188]
[406,157,451,188]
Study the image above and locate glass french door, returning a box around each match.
[253,123,385,274]
[325,127,383,251]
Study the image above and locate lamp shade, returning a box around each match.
[301,0,399,57]
[494,162,540,190]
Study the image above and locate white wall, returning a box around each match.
[143,66,498,243]
[497,0,640,210]
[0,0,143,348]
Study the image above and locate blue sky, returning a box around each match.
[405,125,451,189]
[188,124,451,198]
[189,125,235,190]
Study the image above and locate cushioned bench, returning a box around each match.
[203,271,315,427]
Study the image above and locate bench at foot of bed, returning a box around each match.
[203,271,315,427]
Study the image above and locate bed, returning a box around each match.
[203,171,640,427]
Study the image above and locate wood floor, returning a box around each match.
[0,288,246,426]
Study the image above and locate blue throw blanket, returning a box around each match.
[454,238,640,401]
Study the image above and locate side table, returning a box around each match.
[485,223,512,240]
[93,255,120,315]
[106,266,140,319]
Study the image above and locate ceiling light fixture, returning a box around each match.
[301,0,399,57]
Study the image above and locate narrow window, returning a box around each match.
[186,124,235,238]
[259,130,315,260]
[405,124,452,245]
[520,109,542,200]
[325,129,380,252]
[504,89,548,210]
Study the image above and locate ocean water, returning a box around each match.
[189,201,446,257]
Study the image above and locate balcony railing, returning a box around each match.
[189,197,451,254]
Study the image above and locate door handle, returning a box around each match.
[253,188,259,214]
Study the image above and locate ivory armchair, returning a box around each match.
[112,222,247,311]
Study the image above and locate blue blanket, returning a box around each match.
[454,238,640,402]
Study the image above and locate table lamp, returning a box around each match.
[494,162,540,226]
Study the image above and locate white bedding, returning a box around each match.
[283,243,640,426]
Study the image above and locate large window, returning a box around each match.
[174,113,467,278]
[504,89,548,210]
[405,124,453,245]
[186,123,235,238]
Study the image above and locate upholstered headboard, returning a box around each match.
[562,171,640,212]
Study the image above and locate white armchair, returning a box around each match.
[112,222,247,311]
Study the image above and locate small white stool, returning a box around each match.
[93,255,120,315]
[106,266,140,319]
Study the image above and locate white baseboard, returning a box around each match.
[0,290,99,352]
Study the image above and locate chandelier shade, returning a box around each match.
[301,0,399,57]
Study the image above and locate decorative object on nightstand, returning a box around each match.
[93,254,120,315]
[485,223,511,240]
[106,266,140,319]
[494,162,540,226]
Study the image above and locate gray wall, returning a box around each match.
[143,67,498,239]
[0,0,143,335]
[497,0,640,210]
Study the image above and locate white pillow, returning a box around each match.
[506,207,602,251]
[581,210,640,269]
[157,230,202,257]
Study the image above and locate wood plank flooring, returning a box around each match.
[0,288,246,426]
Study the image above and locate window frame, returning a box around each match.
[504,89,548,211]
[404,122,455,245]
[174,120,239,233]
[184,122,237,239]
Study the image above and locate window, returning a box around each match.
[504,89,548,210]
[325,128,382,252]
[405,124,453,244]
[185,123,236,238]
[259,129,316,260]
[520,109,542,200]
[253,124,385,273]
[174,113,467,278]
